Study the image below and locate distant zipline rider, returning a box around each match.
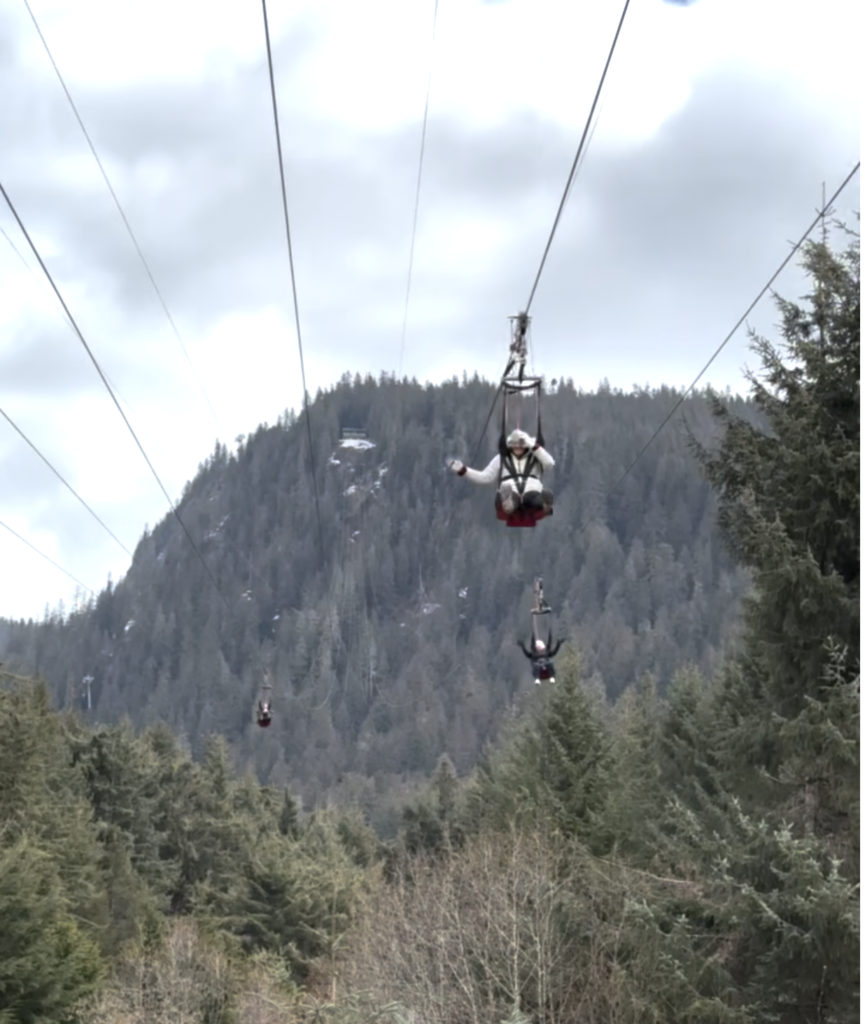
[256,679,273,728]
[519,633,562,685]
[257,699,273,727]
[518,577,562,684]
[448,313,554,527]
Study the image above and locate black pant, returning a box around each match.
[521,491,544,511]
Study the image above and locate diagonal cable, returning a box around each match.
[397,0,439,378]
[2,220,149,426]
[577,160,861,535]
[0,179,229,601]
[465,8,624,469]
[22,0,222,432]
[0,404,132,556]
[469,382,503,468]
[260,0,325,557]
[1,223,37,276]
[525,0,631,314]
[0,516,95,595]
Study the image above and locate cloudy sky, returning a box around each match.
[0,0,859,621]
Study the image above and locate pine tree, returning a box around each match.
[278,787,300,839]
[0,682,114,957]
[695,234,859,756]
[398,752,468,858]
[684,234,861,1023]
[0,837,103,1023]
[659,664,726,810]
[203,810,368,984]
[604,673,667,865]
[474,648,614,852]
[66,718,172,899]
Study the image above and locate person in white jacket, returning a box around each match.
[448,429,554,515]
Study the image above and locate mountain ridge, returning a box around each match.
[0,374,757,814]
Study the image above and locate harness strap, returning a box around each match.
[500,452,541,494]
[497,390,509,486]
[536,383,545,448]
[498,381,546,490]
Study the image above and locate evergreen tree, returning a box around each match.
[604,673,667,865]
[66,718,172,901]
[398,753,467,858]
[474,649,614,852]
[0,681,113,957]
[695,235,859,766]
[0,838,103,1023]
[202,810,369,984]
[680,234,861,1023]
[278,786,300,839]
[659,663,726,811]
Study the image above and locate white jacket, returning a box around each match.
[463,444,554,493]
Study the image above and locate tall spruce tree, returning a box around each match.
[0,839,103,1023]
[473,648,614,853]
[604,673,668,865]
[688,233,860,1023]
[696,235,859,759]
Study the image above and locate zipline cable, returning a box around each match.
[0,179,229,604]
[577,160,861,536]
[524,0,631,314]
[2,217,205,556]
[21,0,223,434]
[468,382,503,468]
[466,5,627,467]
[1,223,39,280]
[260,0,325,559]
[1,220,83,334]
[1,220,153,431]
[6,0,337,710]
[5,103,320,715]
[0,405,132,557]
[527,98,606,378]
[397,0,439,379]
[0,516,95,595]
[2,218,188,493]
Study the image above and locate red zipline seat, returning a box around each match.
[495,492,553,528]
[496,504,548,528]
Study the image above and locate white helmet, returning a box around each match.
[507,429,531,450]
[534,639,546,652]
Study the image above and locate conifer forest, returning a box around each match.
[0,238,859,1021]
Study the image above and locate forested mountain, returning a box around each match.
[0,235,858,1024]
[0,377,756,813]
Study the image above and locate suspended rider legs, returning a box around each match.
[497,481,553,515]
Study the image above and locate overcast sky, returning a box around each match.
[0,0,859,621]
